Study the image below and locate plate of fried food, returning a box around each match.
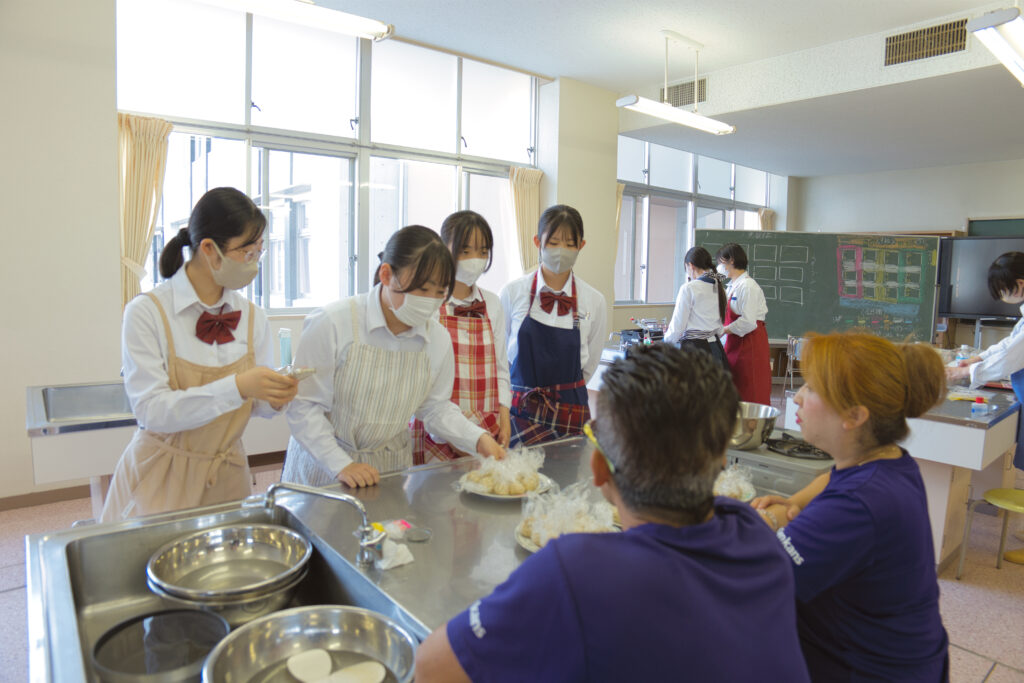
[514,481,619,552]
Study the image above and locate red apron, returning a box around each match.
[724,303,772,405]
[410,298,501,464]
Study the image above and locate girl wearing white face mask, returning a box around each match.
[411,212,512,463]
[102,188,298,522]
[499,205,608,446]
[283,225,505,489]
[715,242,772,405]
[946,251,1024,564]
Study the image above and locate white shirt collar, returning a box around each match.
[537,268,574,295]
[450,284,483,305]
[368,283,430,341]
[170,264,233,315]
[730,272,749,287]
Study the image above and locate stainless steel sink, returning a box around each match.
[42,383,132,422]
[27,492,428,682]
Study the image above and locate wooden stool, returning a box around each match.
[956,488,1024,579]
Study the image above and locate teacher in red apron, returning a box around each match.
[412,211,511,464]
[499,205,608,446]
[716,243,771,405]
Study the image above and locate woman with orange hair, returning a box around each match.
[752,333,949,682]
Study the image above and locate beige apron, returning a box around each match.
[100,294,255,522]
[281,299,432,487]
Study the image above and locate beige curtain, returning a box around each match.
[758,207,776,231]
[119,113,174,308]
[614,182,626,241]
[509,166,544,272]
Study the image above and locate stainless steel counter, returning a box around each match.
[276,436,596,634]
[922,390,1019,429]
[26,381,135,436]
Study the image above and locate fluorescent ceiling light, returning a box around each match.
[616,95,736,135]
[967,7,1024,87]
[201,0,393,40]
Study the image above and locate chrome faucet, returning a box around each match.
[262,482,387,567]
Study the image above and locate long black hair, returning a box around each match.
[988,251,1024,300]
[440,211,494,271]
[373,225,455,298]
[159,187,266,278]
[685,246,727,322]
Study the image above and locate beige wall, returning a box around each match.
[1,0,122,499]
[794,157,1024,233]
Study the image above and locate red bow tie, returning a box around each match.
[196,307,241,345]
[539,290,577,316]
[453,300,487,318]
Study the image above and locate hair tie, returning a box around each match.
[176,227,190,245]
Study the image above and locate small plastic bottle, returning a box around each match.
[955,344,971,362]
[971,397,989,418]
[279,328,293,367]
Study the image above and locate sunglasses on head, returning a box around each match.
[583,419,616,475]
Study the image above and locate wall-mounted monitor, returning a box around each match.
[938,236,1024,320]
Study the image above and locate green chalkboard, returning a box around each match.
[968,218,1024,236]
[696,230,939,343]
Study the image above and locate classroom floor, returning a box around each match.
[4,398,1024,681]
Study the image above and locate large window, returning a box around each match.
[614,137,775,304]
[120,0,535,309]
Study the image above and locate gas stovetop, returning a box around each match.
[764,434,832,460]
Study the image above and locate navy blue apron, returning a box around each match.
[1010,367,1024,470]
[509,273,589,446]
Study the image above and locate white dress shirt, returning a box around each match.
[499,269,608,383]
[724,273,769,338]
[446,285,511,407]
[665,278,725,344]
[285,285,486,473]
[970,304,1024,388]
[121,265,275,433]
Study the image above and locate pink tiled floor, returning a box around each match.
[4,442,1023,680]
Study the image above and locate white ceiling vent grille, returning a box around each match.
[884,19,967,66]
[660,78,707,108]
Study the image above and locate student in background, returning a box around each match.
[102,187,298,522]
[716,243,771,404]
[411,211,511,463]
[754,333,949,681]
[283,226,504,489]
[499,205,607,446]
[665,246,730,370]
[415,344,810,683]
[946,251,1024,564]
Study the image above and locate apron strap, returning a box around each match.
[246,301,255,357]
[349,297,361,344]
[146,293,178,365]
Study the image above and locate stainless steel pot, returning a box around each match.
[201,605,417,683]
[147,524,311,601]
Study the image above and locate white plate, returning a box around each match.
[459,473,554,500]
[514,520,541,553]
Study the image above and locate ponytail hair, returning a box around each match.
[685,246,726,322]
[158,187,266,278]
[373,225,455,298]
[801,333,945,447]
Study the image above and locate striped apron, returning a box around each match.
[410,299,500,464]
[100,294,254,522]
[281,299,432,487]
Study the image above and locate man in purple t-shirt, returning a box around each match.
[415,344,811,683]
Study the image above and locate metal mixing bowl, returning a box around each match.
[201,605,417,683]
[730,402,780,450]
[147,525,312,601]
[149,565,307,627]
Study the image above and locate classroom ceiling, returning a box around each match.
[321,0,1024,178]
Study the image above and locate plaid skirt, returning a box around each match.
[509,380,589,446]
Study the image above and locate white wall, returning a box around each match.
[0,0,122,499]
[795,157,1024,233]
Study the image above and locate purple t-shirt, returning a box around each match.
[779,451,949,681]
[447,498,810,683]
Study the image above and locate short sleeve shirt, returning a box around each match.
[447,498,811,683]
[779,452,949,680]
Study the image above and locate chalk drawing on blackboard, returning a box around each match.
[762,284,777,300]
[752,266,778,281]
[779,267,804,282]
[753,245,778,262]
[780,286,804,305]
[780,246,810,263]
